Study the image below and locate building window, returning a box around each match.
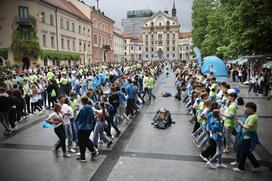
[125,52,127,55]
[167,47,169,51]
[98,36,101,46]
[131,46,133,50]
[51,36,55,48]
[173,33,176,38]
[146,48,148,52]
[88,43,90,52]
[72,23,75,32]
[61,38,64,49]
[139,47,141,50]
[72,41,75,51]
[42,34,47,47]
[87,29,90,35]
[167,34,170,39]
[18,6,29,18]
[173,47,175,51]
[78,25,82,34]
[41,12,45,23]
[60,18,63,29]
[79,42,82,51]
[50,14,54,25]
[146,54,148,58]
[66,21,69,30]
[173,54,175,57]
[93,18,97,28]
[94,34,98,45]
[124,46,126,50]
[167,54,169,58]
[67,40,70,50]
[84,43,86,51]
[145,34,148,39]
[83,27,85,35]
[151,48,154,52]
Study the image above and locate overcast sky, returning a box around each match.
[85,0,193,32]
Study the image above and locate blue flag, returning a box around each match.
[193,47,202,68]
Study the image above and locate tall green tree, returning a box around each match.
[192,0,272,59]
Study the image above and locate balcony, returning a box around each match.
[15,16,33,27]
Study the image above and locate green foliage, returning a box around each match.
[192,0,272,59]
[0,48,8,59]
[12,63,20,70]
[41,50,80,60]
[11,16,41,59]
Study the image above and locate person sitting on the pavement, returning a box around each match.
[151,108,174,129]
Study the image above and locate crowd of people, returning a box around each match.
[0,61,163,161]
[173,60,261,173]
[228,64,272,98]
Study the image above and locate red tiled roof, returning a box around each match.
[42,0,91,23]
[179,32,192,39]
[121,32,143,42]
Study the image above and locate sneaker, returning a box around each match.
[115,131,121,137]
[233,167,245,173]
[63,153,71,158]
[216,163,228,169]
[91,150,99,160]
[52,149,59,157]
[76,152,81,156]
[76,157,87,162]
[207,161,216,169]
[11,127,17,132]
[250,166,261,173]
[107,141,113,148]
[3,130,12,136]
[68,148,76,153]
[200,154,209,162]
[230,161,238,166]
[223,148,230,153]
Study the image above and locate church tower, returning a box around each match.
[172,1,177,17]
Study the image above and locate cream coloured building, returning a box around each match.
[122,32,143,63]
[142,3,180,61]
[113,28,125,63]
[179,32,193,61]
[0,0,92,69]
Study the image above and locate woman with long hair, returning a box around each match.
[47,103,71,158]
[92,102,113,148]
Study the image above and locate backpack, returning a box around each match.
[51,89,56,97]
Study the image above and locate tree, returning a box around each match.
[11,16,41,59]
[192,0,272,59]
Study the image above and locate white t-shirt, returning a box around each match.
[61,104,73,125]
[48,112,63,128]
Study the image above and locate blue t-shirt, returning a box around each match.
[126,84,135,99]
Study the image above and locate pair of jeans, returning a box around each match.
[210,141,223,164]
[0,112,10,131]
[223,126,235,150]
[54,124,67,153]
[31,102,42,114]
[70,118,78,142]
[238,139,260,170]
[24,95,31,114]
[78,130,95,159]
[126,98,135,116]
[148,88,156,100]
[64,123,73,149]
[201,138,216,159]
[106,113,120,137]
[92,121,111,146]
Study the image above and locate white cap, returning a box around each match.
[159,108,167,113]
[227,88,236,94]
